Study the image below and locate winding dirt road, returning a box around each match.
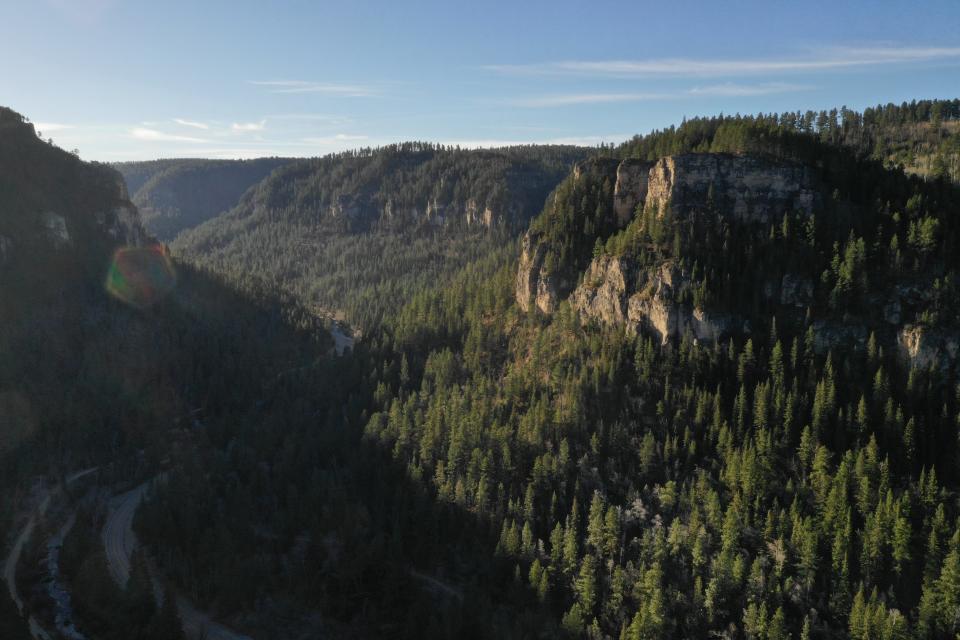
[100,483,149,587]
[101,480,252,640]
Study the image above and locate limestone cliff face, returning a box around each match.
[518,149,960,370]
[516,231,561,313]
[465,198,518,227]
[645,154,819,221]
[515,158,623,313]
[571,256,736,344]
[335,196,517,229]
[897,325,960,370]
[613,159,652,226]
[518,152,822,331]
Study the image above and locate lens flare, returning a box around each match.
[105,244,176,309]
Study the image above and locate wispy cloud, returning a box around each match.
[250,80,377,97]
[173,118,209,130]
[232,120,267,132]
[130,127,208,143]
[485,45,960,78]
[512,82,810,108]
[511,93,671,107]
[687,82,811,97]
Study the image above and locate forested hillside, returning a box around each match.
[6,99,960,639]
[619,99,960,181]
[171,144,587,328]
[143,102,960,639]
[0,107,348,639]
[0,105,570,640]
[113,158,292,241]
[361,112,960,638]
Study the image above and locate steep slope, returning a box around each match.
[0,108,145,280]
[855,99,960,181]
[113,158,292,241]
[1,105,551,640]
[0,107,341,637]
[350,111,960,638]
[520,113,960,370]
[172,143,587,328]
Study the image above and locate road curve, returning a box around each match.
[101,480,252,640]
[100,483,149,587]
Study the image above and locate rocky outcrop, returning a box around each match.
[613,159,652,226]
[518,152,824,319]
[43,212,70,247]
[340,195,517,229]
[331,195,363,220]
[99,203,146,246]
[573,157,620,184]
[645,154,819,222]
[516,231,560,313]
[465,198,516,227]
[897,325,959,370]
[571,255,632,326]
[571,256,737,344]
[516,151,838,347]
[515,158,625,313]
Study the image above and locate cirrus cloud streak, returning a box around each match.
[485,45,960,78]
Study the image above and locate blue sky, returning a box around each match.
[2,0,959,161]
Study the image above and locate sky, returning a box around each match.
[2,0,959,161]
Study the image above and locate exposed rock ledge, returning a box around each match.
[898,324,959,370]
[571,255,739,345]
[516,231,562,313]
[645,154,819,222]
[517,153,822,316]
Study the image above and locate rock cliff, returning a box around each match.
[644,153,819,221]
[516,230,560,313]
[613,159,652,225]
[570,255,737,344]
[518,152,821,334]
[897,324,960,370]
[515,157,625,313]
[0,106,147,272]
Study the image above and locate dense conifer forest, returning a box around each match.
[134,100,960,638]
[3,99,960,639]
[171,143,587,329]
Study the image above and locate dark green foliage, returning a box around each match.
[171,143,587,330]
[620,98,960,181]
[7,101,960,639]
[114,158,293,241]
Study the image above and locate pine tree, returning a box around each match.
[576,554,599,615]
